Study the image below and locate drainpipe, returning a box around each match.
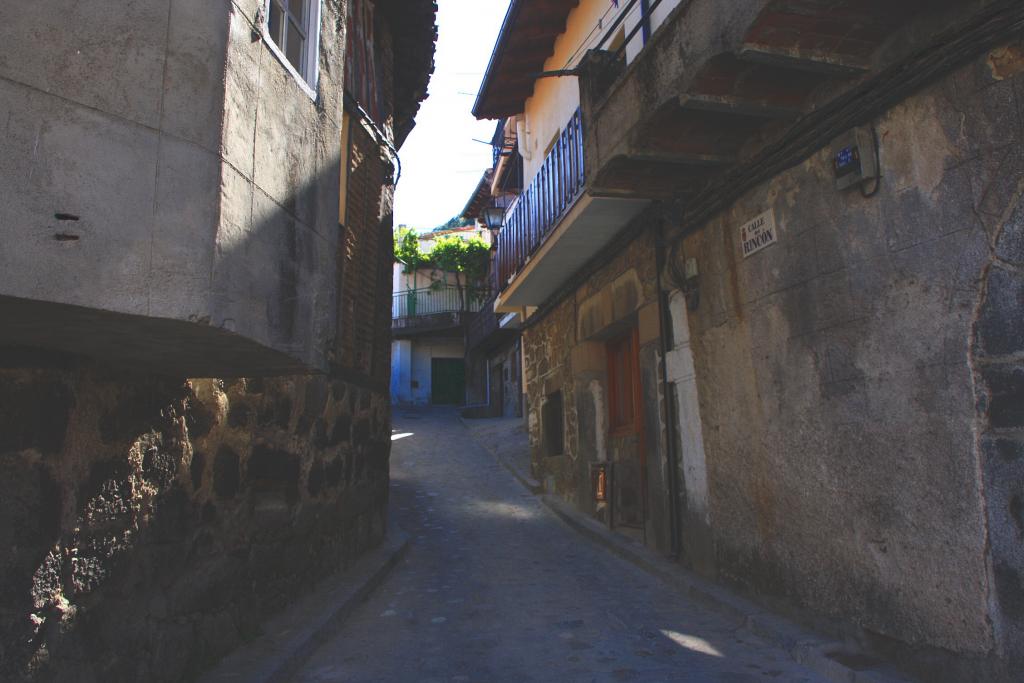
[654,223,682,561]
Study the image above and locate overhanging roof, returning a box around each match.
[461,170,494,220]
[473,0,580,120]
[379,0,438,148]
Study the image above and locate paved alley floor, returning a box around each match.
[292,408,827,683]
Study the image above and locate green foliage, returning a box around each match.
[395,226,491,309]
[428,235,490,285]
[432,215,473,232]
[427,234,491,310]
[394,226,428,274]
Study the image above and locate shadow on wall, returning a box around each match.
[0,355,392,682]
[0,148,397,682]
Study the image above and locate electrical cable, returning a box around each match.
[559,1,619,71]
[519,0,1024,326]
[610,0,669,62]
[860,123,882,199]
[344,91,404,186]
[664,0,1024,243]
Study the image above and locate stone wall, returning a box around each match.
[524,230,671,547]
[465,338,522,418]
[667,44,1024,679]
[0,351,390,682]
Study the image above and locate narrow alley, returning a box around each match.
[293,410,825,683]
[4,1,1024,681]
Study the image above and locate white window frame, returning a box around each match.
[262,0,322,100]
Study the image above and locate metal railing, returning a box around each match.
[392,285,486,320]
[496,108,585,292]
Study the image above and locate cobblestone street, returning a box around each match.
[293,409,827,683]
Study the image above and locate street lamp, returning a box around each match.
[482,205,505,232]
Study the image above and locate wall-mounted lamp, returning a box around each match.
[482,205,506,232]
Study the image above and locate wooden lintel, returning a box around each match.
[738,43,869,77]
[678,93,804,120]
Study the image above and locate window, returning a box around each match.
[542,391,564,457]
[265,0,321,93]
[607,329,639,434]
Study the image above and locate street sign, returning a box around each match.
[739,209,778,259]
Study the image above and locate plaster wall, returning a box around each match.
[519,0,683,188]
[521,0,619,183]
[671,51,1024,667]
[0,0,343,376]
[405,339,464,406]
[390,339,414,404]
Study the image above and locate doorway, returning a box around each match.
[607,327,646,534]
[431,358,465,405]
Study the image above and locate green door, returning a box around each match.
[431,358,465,405]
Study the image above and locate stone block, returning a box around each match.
[0,375,73,455]
[981,364,1024,430]
[570,341,606,375]
[214,446,241,500]
[996,198,1024,266]
[611,269,643,322]
[638,301,661,345]
[577,286,613,341]
[975,266,1024,357]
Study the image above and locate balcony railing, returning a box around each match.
[496,108,585,292]
[392,285,486,320]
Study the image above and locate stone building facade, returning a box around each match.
[657,52,1024,678]
[476,0,1024,679]
[0,0,436,680]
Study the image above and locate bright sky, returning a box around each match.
[393,0,510,232]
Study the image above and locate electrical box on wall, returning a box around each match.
[832,126,879,191]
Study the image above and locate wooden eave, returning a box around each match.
[379,0,438,148]
[473,0,580,120]
[461,170,495,220]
